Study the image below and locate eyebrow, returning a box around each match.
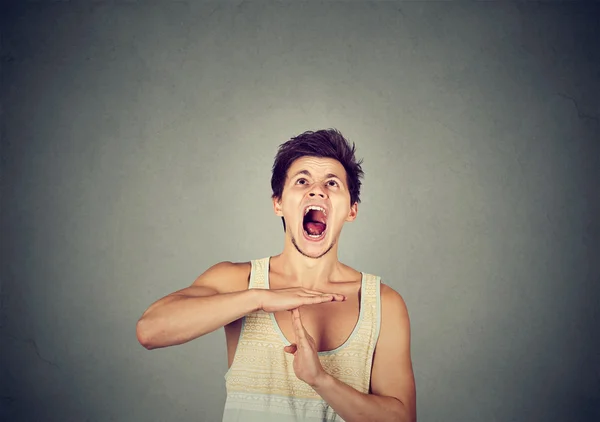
[290,170,342,180]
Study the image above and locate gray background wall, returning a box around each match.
[1,1,599,421]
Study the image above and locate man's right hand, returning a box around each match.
[259,288,346,313]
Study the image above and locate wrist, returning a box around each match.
[249,288,264,312]
[311,371,333,390]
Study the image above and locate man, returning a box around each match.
[136,129,416,421]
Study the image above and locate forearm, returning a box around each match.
[136,289,260,349]
[312,374,413,422]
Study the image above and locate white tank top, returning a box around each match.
[222,257,382,421]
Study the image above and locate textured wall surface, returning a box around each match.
[1,1,599,421]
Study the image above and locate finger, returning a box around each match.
[306,294,344,305]
[315,293,346,301]
[302,290,346,301]
[309,295,333,304]
[301,289,326,295]
[291,308,307,343]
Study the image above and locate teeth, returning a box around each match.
[304,205,327,216]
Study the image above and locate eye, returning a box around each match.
[327,180,338,187]
[296,178,308,185]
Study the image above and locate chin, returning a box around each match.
[291,233,336,259]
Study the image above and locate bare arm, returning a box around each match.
[136,261,347,350]
[136,261,255,350]
[311,284,416,422]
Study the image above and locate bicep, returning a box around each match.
[143,261,250,315]
[370,284,416,418]
[189,261,250,294]
[165,262,237,299]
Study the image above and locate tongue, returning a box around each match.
[305,222,326,236]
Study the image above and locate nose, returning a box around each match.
[307,185,327,199]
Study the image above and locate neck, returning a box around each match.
[273,237,343,290]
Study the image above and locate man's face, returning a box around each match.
[273,156,358,259]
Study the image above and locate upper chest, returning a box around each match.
[269,274,363,353]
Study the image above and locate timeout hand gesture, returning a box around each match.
[283,308,327,387]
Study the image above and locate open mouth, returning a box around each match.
[302,205,327,240]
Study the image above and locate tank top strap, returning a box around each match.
[248,257,269,289]
[356,273,381,343]
[361,273,381,312]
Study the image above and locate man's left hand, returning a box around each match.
[283,308,328,387]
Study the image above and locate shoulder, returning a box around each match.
[380,283,407,307]
[192,260,252,294]
[207,260,252,274]
[379,282,410,327]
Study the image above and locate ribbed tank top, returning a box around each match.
[222,257,382,422]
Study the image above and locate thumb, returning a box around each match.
[284,344,298,354]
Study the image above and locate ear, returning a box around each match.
[345,202,358,222]
[273,196,284,217]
